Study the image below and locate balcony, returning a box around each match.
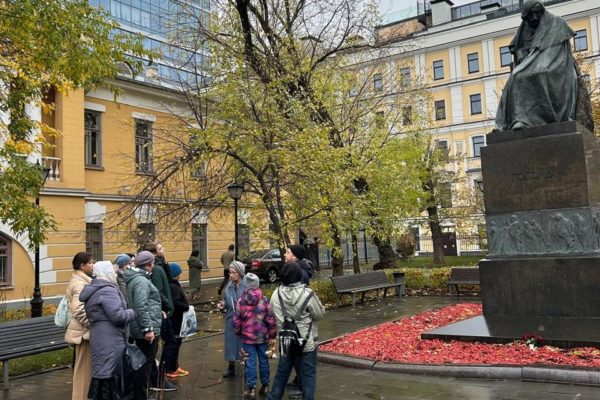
[42,156,61,181]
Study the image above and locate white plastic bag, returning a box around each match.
[179,305,197,337]
[54,296,71,329]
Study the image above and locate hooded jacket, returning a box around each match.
[233,287,277,344]
[123,267,162,339]
[270,283,325,353]
[80,279,136,378]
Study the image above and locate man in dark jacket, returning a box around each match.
[164,263,190,379]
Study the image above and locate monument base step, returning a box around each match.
[421,315,600,348]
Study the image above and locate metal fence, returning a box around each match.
[317,231,380,268]
[416,234,487,257]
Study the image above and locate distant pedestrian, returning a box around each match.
[217,260,247,377]
[218,244,235,295]
[113,253,133,300]
[233,273,277,399]
[268,262,325,400]
[66,252,94,400]
[187,250,204,301]
[164,263,191,379]
[80,261,136,400]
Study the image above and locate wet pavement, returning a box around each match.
[2,286,600,399]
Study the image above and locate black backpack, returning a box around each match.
[277,290,314,358]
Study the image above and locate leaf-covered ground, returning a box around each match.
[320,303,600,367]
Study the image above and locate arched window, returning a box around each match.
[0,234,11,286]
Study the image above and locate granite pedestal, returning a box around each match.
[424,122,600,348]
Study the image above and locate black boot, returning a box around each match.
[222,361,235,378]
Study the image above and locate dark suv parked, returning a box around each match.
[243,248,283,283]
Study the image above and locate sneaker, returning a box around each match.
[259,384,270,395]
[176,367,190,376]
[151,380,178,392]
[243,387,256,400]
[288,388,303,399]
[165,371,180,379]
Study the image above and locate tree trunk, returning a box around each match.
[372,235,396,270]
[351,233,360,274]
[331,225,345,276]
[427,205,446,265]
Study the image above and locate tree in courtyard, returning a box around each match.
[0,0,148,248]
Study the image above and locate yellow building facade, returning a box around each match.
[0,77,268,303]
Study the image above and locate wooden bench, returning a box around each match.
[448,267,480,296]
[0,316,69,388]
[330,271,404,307]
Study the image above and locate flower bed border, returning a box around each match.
[317,348,600,386]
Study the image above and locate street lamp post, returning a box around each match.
[227,182,244,261]
[31,162,51,318]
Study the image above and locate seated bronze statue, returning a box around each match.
[495,0,593,132]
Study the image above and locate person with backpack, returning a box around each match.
[268,262,325,400]
[233,273,277,399]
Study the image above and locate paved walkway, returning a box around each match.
[2,294,599,399]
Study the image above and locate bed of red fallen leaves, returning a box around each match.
[320,303,600,367]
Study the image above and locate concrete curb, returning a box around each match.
[318,351,600,386]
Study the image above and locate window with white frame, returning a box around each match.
[471,135,485,157]
[470,93,482,115]
[499,46,512,67]
[467,53,479,73]
[135,119,153,173]
[574,29,588,52]
[0,234,11,286]
[136,223,155,249]
[433,60,444,80]
[434,100,446,121]
[373,73,383,91]
[85,223,103,261]
[84,110,102,167]
[400,67,411,85]
[192,223,208,266]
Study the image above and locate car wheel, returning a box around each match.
[267,268,278,283]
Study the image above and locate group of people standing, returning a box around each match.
[64,241,325,400]
[64,241,194,400]
[219,244,325,400]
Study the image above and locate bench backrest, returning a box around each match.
[0,316,67,360]
[449,267,480,281]
[330,271,391,292]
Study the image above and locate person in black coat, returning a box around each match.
[163,263,191,378]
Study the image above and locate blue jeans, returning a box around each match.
[243,343,270,389]
[268,349,317,400]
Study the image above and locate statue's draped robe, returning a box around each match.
[495,10,577,130]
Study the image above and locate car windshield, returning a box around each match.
[249,250,269,259]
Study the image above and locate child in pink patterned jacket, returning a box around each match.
[233,273,277,399]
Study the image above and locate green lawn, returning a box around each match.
[397,255,482,269]
[7,347,74,377]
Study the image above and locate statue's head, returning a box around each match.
[521,1,545,29]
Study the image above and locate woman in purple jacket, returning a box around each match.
[80,261,136,400]
[233,273,277,400]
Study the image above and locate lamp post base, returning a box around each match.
[31,289,44,318]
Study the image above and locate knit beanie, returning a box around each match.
[229,260,246,277]
[135,251,155,267]
[280,262,303,285]
[245,273,260,289]
[113,254,132,269]
[289,244,306,260]
[170,262,182,278]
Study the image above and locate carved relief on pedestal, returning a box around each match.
[486,207,600,257]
